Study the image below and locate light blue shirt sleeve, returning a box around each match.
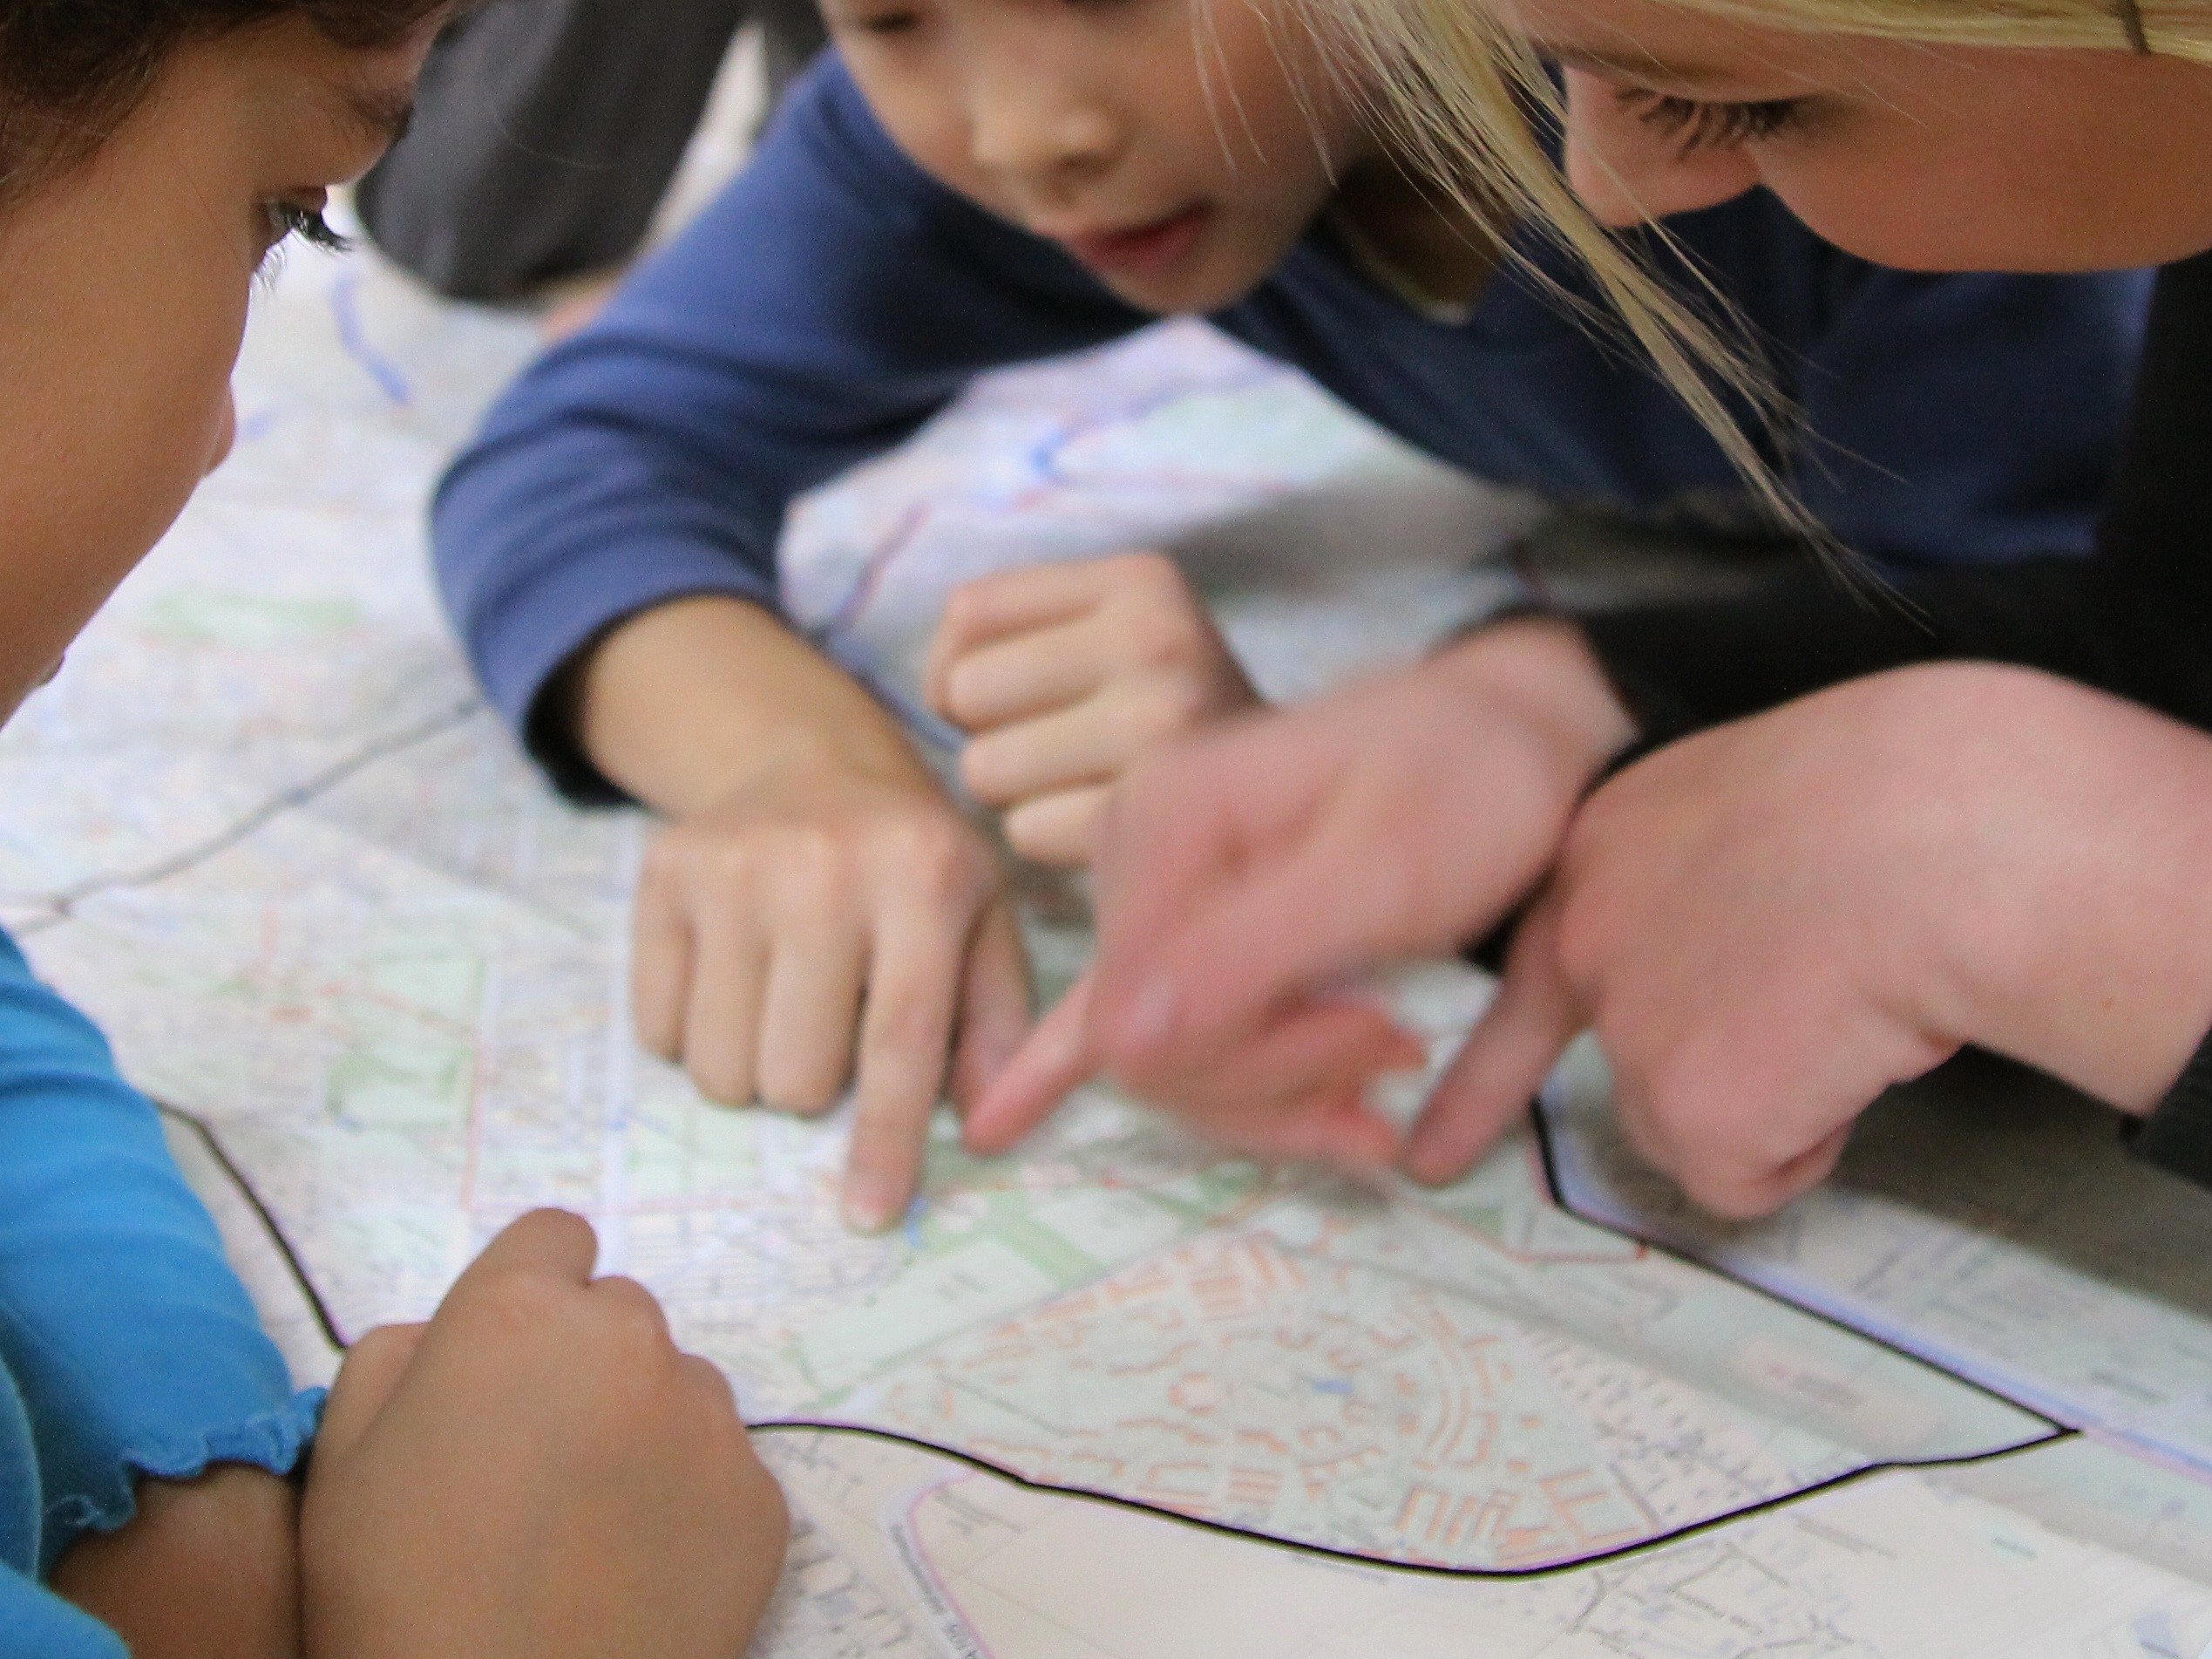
[0,1344,123,1659]
[0,1571,126,1659]
[0,927,320,1586]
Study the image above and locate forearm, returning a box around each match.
[575,595,938,817]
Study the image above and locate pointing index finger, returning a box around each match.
[963,972,1099,1153]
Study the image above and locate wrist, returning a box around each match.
[578,595,939,818]
[1907,668,2212,1113]
[1433,617,1639,785]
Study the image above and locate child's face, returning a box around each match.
[824,0,1367,314]
[0,17,438,726]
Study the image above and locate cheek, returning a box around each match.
[0,265,250,717]
[1183,8,1348,178]
[844,51,983,197]
[207,391,239,476]
[1754,143,2069,272]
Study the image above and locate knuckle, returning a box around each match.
[937,582,987,644]
[1113,549,1181,595]
[779,824,848,889]
[463,1269,570,1338]
[663,836,765,907]
[1123,602,1202,672]
[1133,673,1211,737]
[938,661,983,725]
[758,1050,849,1117]
[345,1322,426,1370]
[638,832,696,891]
[882,813,988,899]
[958,744,1017,809]
[682,1352,739,1407]
[1006,807,1083,868]
[867,988,948,1063]
[590,1275,675,1349]
[688,1049,757,1108]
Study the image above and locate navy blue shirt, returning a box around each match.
[432,54,2153,797]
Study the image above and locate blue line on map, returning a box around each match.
[329,273,413,408]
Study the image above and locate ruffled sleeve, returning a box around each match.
[0,928,321,1576]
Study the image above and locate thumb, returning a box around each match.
[451,1208,600,1294]
[316,1322,428,1461]
[1402,897,1583,1186]
[962,971,1097,1154]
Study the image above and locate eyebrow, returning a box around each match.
[1530,44,1749,91]
[333,82,417,149]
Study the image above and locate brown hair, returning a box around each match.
[0,0,450,198]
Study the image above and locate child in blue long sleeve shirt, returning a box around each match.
[434,17,2154,1233]
[0,5,789,1655]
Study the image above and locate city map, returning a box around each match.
[17,239,2212,1654]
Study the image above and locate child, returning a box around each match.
[963,0,2212,1218]
[0,5,787,1656]
[432,3,2153,1231]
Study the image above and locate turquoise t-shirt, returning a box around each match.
[0,929,321,1655]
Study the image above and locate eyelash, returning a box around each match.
[263,201,353,261]
[838,8,919,34]
[1615,89,1803,153]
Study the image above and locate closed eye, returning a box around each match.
[842,8,922,34]
[257,199,354,279]
[1615,88,1804,154]
[267,201,353,255]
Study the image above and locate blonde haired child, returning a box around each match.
[969,0,2212,1221]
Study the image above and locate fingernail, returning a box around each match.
[841,1174,905,1234]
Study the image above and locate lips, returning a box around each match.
[1058,205,1211,277]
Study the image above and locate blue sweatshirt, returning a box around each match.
[433,54,2154,801]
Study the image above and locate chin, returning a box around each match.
[1096,255,1271,316]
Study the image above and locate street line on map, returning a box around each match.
[33,698,483,919]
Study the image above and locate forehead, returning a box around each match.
[174,10,427,168]
[1493,0,1878,90]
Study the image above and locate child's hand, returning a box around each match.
[302,1211,789,1659]
[1401,664,2212,1216]
[964,619,1636,1161]
[634,753,1031,1232]
[925,552,1259,867]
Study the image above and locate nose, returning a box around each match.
[966,47,1123,187]
[206,391,238,476]
[1561,69,1762,227]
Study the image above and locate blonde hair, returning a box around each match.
[1315,0,2212,534]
